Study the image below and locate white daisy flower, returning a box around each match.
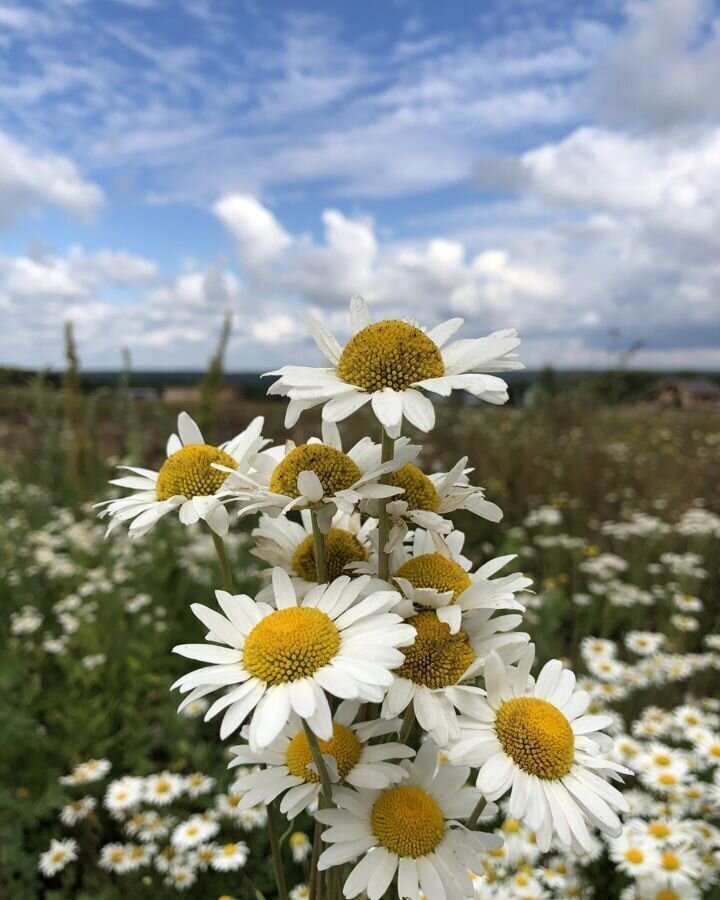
[96,412,269,538]
[59,795,96,826]
[267,295,522,437]
[99,842,129,873]
[122,843,155,870]
[290,884,310,900]
[59,758,111,785]
[154,844,183,873]
[388,529,531,634]
[447,646,631,853]
[39,838,78,877]
[644,844,703,893]
[315,739,501,900]
[171,815,220,849]
[190,842,219,870]
[184,772,215,797]
[211,841,249,871]
[225,420,418,531]
[172,570,416,749]
[289,832,312,863]
[164,864,197,889]
[379,457,503,552]
[609,831,657,878]
[228,701,414,818]
[381,608,529,746]
[104,776,143,816]
[144,772,184,805]
[251,509,375,597]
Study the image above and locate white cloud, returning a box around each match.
[488,127,720,244]
[588,0,720,129]
[0,247,157,299]
[214,195,292,272]
[0,131,104,228]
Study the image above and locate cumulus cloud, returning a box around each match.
[0,131,104,227]
[588,0,720,129]
[480,127,720,246]
[211,195,719,370]
[214,195,292,272]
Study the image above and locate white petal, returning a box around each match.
[401,389,435,432]
[371,389,403,437]
[349,294,372,333]
[298,470,325,503]
[177,411,204,446]
[272,567,298,609]
[302,312,343,365]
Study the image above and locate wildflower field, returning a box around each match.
[2,323,720,900]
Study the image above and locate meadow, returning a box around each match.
[1,377,719,899]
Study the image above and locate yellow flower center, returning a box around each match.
[502,819,521,834]
[658,773,677,786]
[661,851,680,871]
[649,822,670,838]
[395,553,472,602]
[292,529,368,582]
[222,844,238,856]
[338,320,444,392]
[495,697,575,780]
[371,785,444,858]
[50,851,67,864]
[269,444,361,499]
[285,723,362,782]
[654,753,671,766]
[655,891,680,900]
[396,611,475,688]
[625,848,644,864]
[243,607,340,685]
[156,444,237,500]
[389,464,441,512]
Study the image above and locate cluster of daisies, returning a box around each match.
[41,757,270,891]
[87,298,635,900]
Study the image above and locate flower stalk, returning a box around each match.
[310,509,328,583]
[210,531,234,594]
[377,427,395,582]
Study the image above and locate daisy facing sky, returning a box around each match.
[315,738,501,900]
[224,420,419,531]
[172,570,416,748]
[267,295,523,436]
[448,646,632,854]
[227,701,414,819]
[97,412,269,538]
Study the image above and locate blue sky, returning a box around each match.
[1,0,719,370]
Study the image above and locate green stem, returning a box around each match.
[310,510,328,584]
[302,721,338,900]
[302,720,334,805]
[398,703,415,744]
[466,796,487,830]
[210,530,234,593]
[266,799,289,900]
[377,427,396,582]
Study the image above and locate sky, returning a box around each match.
[1,0,719,371]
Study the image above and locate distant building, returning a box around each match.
[645,378,720,410]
